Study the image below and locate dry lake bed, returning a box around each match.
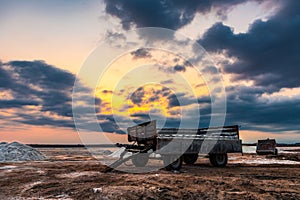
[0,147,299,200]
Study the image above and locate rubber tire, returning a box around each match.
[131,153,149,167]
[209,153,228,167]
[163,155,183,171]
[183,154,198,165]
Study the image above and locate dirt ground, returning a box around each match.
[0,148,299,200]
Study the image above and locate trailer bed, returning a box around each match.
[157,125,242,155]
[111,121,243,171]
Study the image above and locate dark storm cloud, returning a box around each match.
[129,86,175,107]
[199,0,300,91]
[130,113,150,119]
[125,85,299,133]
[0,100,39,109]
[130,86,145,105]
[162,118,181,129]
[167,93,197,108]
[104,0,194,30]
[167,94,180,107]
[97,114,126,134]
[7,60,75,90]
[0,63,13,88]
[131,48,152,59]
[130,113,151,124]
[16,114,75,129]
[225,91,300,132]
[173,64,186,72]
[0,60,119,132]
[226,85,268,103]
[196,85,300,132]
[149,95,160,102]
[3,60,75,117]
[104,0,250,30]
[162,83,300,132]
[100,121,125,134]
[197,96,211,104]
[159,62,193,74]
[161,87,172,97]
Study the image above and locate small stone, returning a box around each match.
[93,187,102,193]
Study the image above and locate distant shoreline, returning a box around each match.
[243,143,300,147]
[27,143,300,148]
[28,144,117,148]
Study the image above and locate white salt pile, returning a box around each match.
[0,142,46,162]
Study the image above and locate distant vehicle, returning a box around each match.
[256,138,278,155]
[109,120,243,171]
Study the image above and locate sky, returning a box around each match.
[0,0,300,144]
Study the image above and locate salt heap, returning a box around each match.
[0,142,46,162]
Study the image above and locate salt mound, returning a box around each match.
[0,142,46,162]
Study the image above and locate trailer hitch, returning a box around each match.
[104,146,153,172]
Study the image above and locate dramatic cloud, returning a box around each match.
[104,0,251,30]
[0,100,39,109]
[96,114,126,134]
[158,62,193,74]
[131,48,152,59]
[2,1,300,136]
[1,60,75,117]
[167,94,180,107]
[224,86,300,132]
[167,92,198,108]
[4,60,297,133]
[130,113,151,124]
[187,84,300,132]
[16,114,75,129]
[199,0,300,91]
[129,85,197,110]
[130,87,145,106]
[173,64,186,72]
[0,60,127,133]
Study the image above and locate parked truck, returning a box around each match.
[110,120,242,171]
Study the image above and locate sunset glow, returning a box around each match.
[1,0,299,144]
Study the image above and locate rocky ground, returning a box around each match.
[0,148,299,200]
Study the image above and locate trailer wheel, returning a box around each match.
[163,155,183,171]
[131,153,149,167]
[209,153,228,167]
[183,154,198,165]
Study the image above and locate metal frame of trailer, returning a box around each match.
[109,120,243,171]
